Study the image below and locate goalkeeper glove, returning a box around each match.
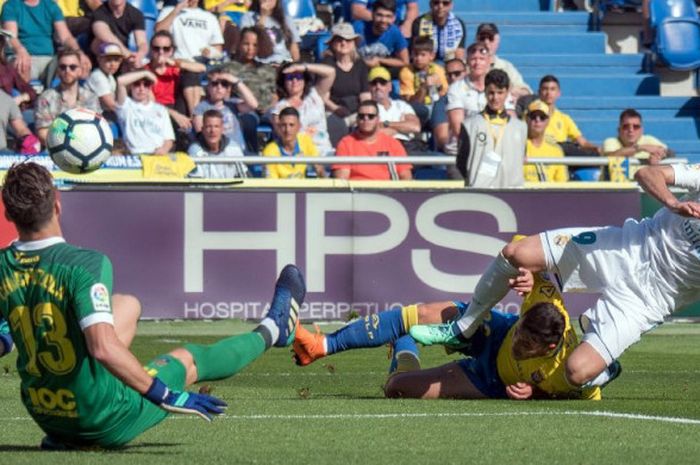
[144,377,227,421]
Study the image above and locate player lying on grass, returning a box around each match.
[294,267,603,400]
[0,162,305,449]
[409,163,700,389]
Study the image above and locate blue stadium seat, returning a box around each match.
[655,19,700,70]
[570,168,601,181]
[285,0,316,19]
[649,0,698,28]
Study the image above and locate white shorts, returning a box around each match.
[540,225,665,364]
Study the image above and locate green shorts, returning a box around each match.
[41,354,187,449]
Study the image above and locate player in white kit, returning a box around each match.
[411,163,700,388]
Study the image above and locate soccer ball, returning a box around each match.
[47,108,114,174]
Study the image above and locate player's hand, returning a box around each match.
[144,377,227,421]
[505,382,533,400]
[509,267,534,296]
[670,200,700,219]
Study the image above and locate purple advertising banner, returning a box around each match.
[60,189,640,320]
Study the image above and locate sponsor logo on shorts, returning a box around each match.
[90,283,111,312]
[553,234,571,247]
[476,132,487,143]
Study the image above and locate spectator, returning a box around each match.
[90,0,148,70]
[156,0,224,114]
[411,0,466,61]
[351,0,418,38]
[116,70,175,155]
[321,22,371,124]
[369,66,422,153]
[263,107,324,179]
[34,49,100,147]
[524,100,568,183]
[204,0,249,37]
[476,23,531,99]
[240,0,300,64]
[603,108,669,165]
[454,69,526,186]
[0,29,36,109]
[333,100,412,180]
[86,42,124,120]
[55,0,101,37]
[145,31,206,138]
[272,62,336,157]
[538,74,598,153]
[356,0,410,73]
[193,68,258,154]
[189,109,248,178]
[444,42,490,151]
[431,57,465,151]
[399,35,448,120]
[0,89,35,152]
[222,26,277,114]
[1,0,92,84]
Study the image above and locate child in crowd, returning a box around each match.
[86,43,124,121]
[399,35,447,114]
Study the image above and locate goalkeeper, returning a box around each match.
[294,258,608,400]
[0,162,304,449]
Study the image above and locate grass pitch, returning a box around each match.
[2,320,700,465]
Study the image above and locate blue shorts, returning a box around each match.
[454,304,518,399]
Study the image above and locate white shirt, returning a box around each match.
[117,97,175,154]
[188,138,248,179]
[86,68,116,98]
[446,79,486,118]
[157,7,224,60]
[377,98,416,141]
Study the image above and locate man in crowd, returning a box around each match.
[603,108,669,165]
[411,0,466,62]
[524,100,568,183]
[350,0,418,38]
[91,0,148,70]
[333,99,412,180]
[476,23,531,100]
[189,109,249,179]
[431,57,466,151]
[356,0,410,73]
[263,107,324,179]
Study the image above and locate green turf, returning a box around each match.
[2,321,700,464]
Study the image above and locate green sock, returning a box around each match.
[185,332,266,382]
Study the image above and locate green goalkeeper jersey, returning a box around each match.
[0,237,135,438]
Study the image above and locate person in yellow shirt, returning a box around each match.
[524,99,568,182]
[538,75,599,154]
[398,35,448,108]
[293,257,607,400]
[603,108,669,164]
[263,106,325,179]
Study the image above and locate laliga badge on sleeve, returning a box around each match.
[90,283,112,313]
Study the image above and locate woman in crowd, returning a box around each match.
[271,62,336,157]
[240,0,300,64]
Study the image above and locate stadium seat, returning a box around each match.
[655,19,700,70]
[649,0,698,28]
[570,167,601,181]
[285,0,316,19]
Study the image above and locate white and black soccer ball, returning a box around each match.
[47,108,114,174]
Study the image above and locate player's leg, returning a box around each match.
[112,293,141,348]
[170,264,305,386]
[293,301,461,366]
[384,362,488,399]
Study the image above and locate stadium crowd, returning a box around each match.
[0,0,672,182]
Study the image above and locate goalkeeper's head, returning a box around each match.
[511,302,566,360]
[2,162,58,234]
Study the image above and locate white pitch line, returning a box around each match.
[3,410,700,425]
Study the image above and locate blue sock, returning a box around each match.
[326,308,405,355]
[388,334,421,373]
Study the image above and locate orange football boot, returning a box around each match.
[292,322,327,366]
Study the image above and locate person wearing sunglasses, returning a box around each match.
[90,0,148,70]
[116,70,175,155]
[192,68,258,154]
[430,57,465,151]
[272,61,336,157]
[34,49,101,148]
[411,0,466,62]
[476,23,531,100]
[524,100,568,183]
[603,108,669,168]
[333,99,412,180]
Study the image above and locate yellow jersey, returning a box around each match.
[525,138,568,182]
[545,108,582,144]
[496,273,602,400]
[262,133,319,179]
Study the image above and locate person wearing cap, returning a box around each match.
[369,66,422,153]
[116,69,175,155]
[476,23,531,99]
[524,100,568,183]
[34,49,100,148]
[91,0,148,70]
[333,99,412,180]
[356,0,410,72]
[86,43,125,120]
[454,69,526,186]
[0,29,36,109]
[350,0,418,39]
[411,0,466,62]
[321,22,371,123]
[1,0,92,85]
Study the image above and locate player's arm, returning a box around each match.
[83,322,226,420]
[635,165,700,219]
